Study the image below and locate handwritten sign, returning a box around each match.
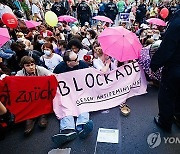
[0,75,58,123]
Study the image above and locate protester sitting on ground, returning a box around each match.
[48,37,58,51]
[0,57,11,75]
[40,43,63,72]
[82,29,97,50]
[39,24,53,37]
[16,32,32,50]
[55,40,67,57]
[139,28,148,46]
[52,50,93,146]
[33,34,45,53]
[151,30,161,41]
[93,45,116,73]
[9,42,43,72]
[16,56,53,135]
[67,39,89,61]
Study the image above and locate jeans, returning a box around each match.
[60,112,89,131]
[0,49,14,59]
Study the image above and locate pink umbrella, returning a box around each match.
[98,26,142,62]
[146,18,166,26]
[58,15,77,23]
[0,28,10,48]
[25,20,41,28]
[92,15,113,23]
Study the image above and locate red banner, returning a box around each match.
[0,75,58,123]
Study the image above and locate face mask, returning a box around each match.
[38,39,44,44]
[44,50,51,56]
[17,38,24,42]
[152,34,160,40]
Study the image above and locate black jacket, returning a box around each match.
[53,60,88,73]
[104,2,118,21]
[77,1,91,20]
[150,10,180,72]
[51,2,67,17]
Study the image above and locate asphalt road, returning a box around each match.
[1,87,180,154]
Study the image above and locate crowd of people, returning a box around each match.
[0,0,180,147]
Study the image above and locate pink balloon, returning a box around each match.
[160,8,169,19]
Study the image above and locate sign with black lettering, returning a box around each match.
[0,75,58,123]
[53,62,147,119]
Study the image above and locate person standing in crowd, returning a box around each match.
[0,1,13,19]
[52,50,93,146]
[77,0,92,26]
[16,56,53,135]
[51,0,67,17]
[61,0,70,15]
[168,1,179,20]
[104,0,118,23]
[150,10,180,132]
[98,0,106,15]
[135,0,147,24]
[31,0,42,21]
[117,0,126,20]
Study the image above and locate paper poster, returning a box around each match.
[97,128,119,144]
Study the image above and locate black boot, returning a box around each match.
[0,110,15,126]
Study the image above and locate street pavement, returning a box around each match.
[1,86,180,154]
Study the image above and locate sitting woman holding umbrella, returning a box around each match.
[92,43,116,73]
[92,42,131,116]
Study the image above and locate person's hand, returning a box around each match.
[0,57,3,63]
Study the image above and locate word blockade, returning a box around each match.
[53,62,147,119]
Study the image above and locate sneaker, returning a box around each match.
[38,115,48,128]
[24,119,36,136]
[52,129,77,145]
[78,120,93,139]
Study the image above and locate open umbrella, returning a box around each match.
[92,15,113,23]
[58,15,77,23]
[0,28,10,48]
[98,26,142,62]
[24,20,41,28]
[146,18,166,26]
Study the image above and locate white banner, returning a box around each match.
[53,62,147,119]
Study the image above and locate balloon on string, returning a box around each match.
[45,11,58,27]
[160,8,169,19]
[1,13,18,28]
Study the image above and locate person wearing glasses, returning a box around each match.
[16,56,53,135]
[52,50,93,145]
